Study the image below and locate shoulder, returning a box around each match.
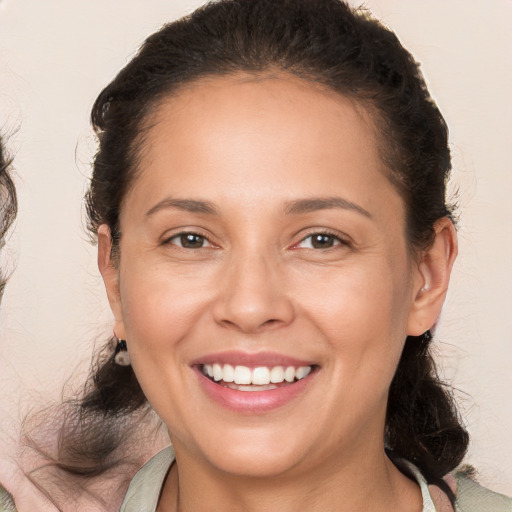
[120,446,175,512]
[404,460,511,512]
[453,470,512,512]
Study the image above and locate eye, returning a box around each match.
[166,232,212,249]
[296,232,346,249]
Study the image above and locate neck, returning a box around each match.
[158,440,422,512]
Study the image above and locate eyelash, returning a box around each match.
[293,230,350,250]
[163,231,214,249]
[163,229,350,251]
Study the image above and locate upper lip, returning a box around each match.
[190,350,316,368]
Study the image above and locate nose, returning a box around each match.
[212,252,295,333]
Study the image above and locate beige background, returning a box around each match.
[0,0,510,495]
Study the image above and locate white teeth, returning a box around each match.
[227,383,277,392]
[213,363,223,381]
[222,364,235,382]
[270,366,285,383]
[252,367,271,385]
[296,366,311,379]
[284,366,295,383]
[201,363,313,387]
[234,365,252,385]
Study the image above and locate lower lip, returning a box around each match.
[194,367,315,413]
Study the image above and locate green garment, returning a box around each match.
[0,484,16,512]
[120,446,512,512]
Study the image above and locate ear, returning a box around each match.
[98,224,126,339]
[406,217,458,336]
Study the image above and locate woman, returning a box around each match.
[0,136,16,302]
[0,136,18,511]
[48,0,511,510]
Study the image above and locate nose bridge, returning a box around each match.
[213,243,293,332]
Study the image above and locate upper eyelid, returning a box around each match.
[294,234,347,249]
[159,227,351,247]
[295,229,351,244]
[164,232,216,250]
[161,227,214,243]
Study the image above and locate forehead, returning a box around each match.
[124,73,403,220]
[150,72,379,153]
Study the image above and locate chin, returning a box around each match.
[208,449,303,478]
[188,428,311,478]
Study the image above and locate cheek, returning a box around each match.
[118,258,214,359]
[301,262,410,335]
[296,260,412,381]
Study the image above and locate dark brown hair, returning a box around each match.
[0,135,17,300]
[39,0,468,504]
[0,136,17,511]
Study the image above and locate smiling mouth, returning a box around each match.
[200,363,314,391]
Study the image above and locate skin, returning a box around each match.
[99,74,457,511]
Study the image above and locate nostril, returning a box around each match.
[212,285,295,332]
[218,317,280,331]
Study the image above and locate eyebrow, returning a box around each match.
[284,197,372,218]
[145,195,371,218]
[145,197,219,217]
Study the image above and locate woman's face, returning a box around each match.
[102,74,432,477]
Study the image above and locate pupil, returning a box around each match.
[182,234,204,248]
[312,234,333,248]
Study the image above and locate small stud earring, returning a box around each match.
[114,338,131,366]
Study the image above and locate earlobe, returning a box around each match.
[407,217,458,336]
[97,224,126,339]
